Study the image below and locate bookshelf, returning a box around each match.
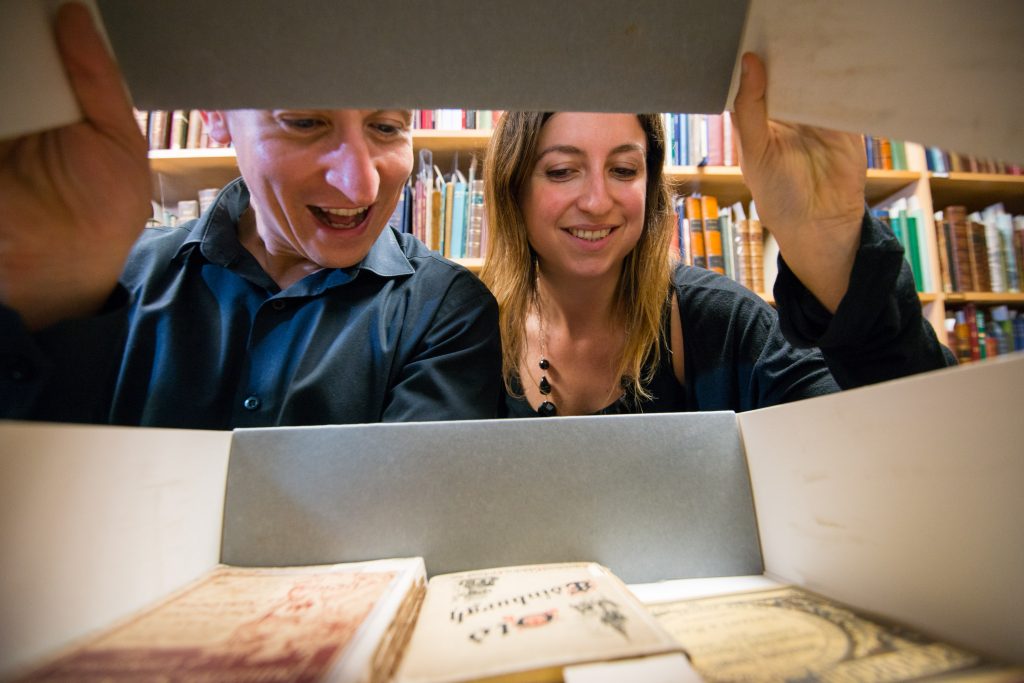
[147,130,1024,347]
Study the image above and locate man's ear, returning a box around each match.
[200,111,232,145]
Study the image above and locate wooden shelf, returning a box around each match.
[454,257,484,274]
[148,131,496,205]
[929,172,1024,214]
[942,292,1024,305]
[149,148,237,206]
[147,140,1024,336]
[413,129,491,152]
[664,166,923,208]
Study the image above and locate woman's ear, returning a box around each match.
[200,111,232,145]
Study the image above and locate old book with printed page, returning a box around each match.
[393,562,688,683]
[648,585,1023,683]
[14,558,426,683]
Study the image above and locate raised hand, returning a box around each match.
[732,52,867,312]
[0,2,151,331]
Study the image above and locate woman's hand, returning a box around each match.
[0,2,151,331]
[732,52,867,312]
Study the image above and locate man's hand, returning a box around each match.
[732,52,867,313]
[0,2,151,331]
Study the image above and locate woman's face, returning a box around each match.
[520,113,648,283]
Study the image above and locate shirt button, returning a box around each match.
[3,355,34,382]
[271,300,286,311]
[243,395,261,411]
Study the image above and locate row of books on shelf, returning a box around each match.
[672,195,768,294]
[133,108,1024,180]
[947,303,1024,363]
[925,147,1022,176]
[412,109,503,130]
[936,203,1024,294]
[388,150,488,259]
[135,109,229,152]
[15,558,1019,683]
[872,199,932,292]
[662,113,737,168]
[864,135,911,171]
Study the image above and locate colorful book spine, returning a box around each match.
[700,195,725,275]
[684,197,706,269]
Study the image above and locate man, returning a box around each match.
[0,3,502,428]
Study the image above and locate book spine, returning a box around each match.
[982,214,1007,292]
[185,110,204,149]
[450,181,467,259]
[968,220,992,291]
[706,115,724,166]
[719,205,736,280]
[903,210,924,292]
[700,195,725,274]
[953,309,973,362]
[169,110,189,150]
[466,179,485,258]
[148,110,169,150]
[684,197,706,268]
[722,112,735,166]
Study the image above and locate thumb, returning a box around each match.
[732,52,770,164]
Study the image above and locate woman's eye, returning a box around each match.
[545,168,575,180]
[611,166,640,179]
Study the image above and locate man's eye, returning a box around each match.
[372,122,404,136]
[283,118,324,131]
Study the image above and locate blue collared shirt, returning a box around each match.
[2,179,503,428]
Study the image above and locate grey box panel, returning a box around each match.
[95,0,748,114]
[222,413,762,583]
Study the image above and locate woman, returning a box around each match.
[479,54,953,417]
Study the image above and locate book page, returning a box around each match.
[15,559,426,683]
[394,562,683,683]
[649,586,1021,682]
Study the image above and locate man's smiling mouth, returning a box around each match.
[310,205,369,228]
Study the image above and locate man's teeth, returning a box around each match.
[316,206,368,228]
[324,207,367,217]
[569,228,611,241]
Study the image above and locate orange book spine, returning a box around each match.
[700,196,725,275]
[684,197,706,269]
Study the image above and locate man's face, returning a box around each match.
[206,109,413,271]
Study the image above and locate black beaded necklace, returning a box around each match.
[536,312,556,417]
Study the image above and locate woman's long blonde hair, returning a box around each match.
[479,112,674,404]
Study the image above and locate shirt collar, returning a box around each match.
[175,177,415,281]
[176,177,250,268]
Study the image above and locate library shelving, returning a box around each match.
[147,131,1024,347]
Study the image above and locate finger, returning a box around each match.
[54,2,142,145]
[732,52,770,163]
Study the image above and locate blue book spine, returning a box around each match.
[450,182,467,259]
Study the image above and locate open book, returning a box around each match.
[646,582,1024,683]
[393,562,690,683]
[13,558,427,683]
[13,559,694,683]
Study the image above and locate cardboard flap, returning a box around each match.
[95,0,748,113]
[727,0,1024,164]
[221,412,762,583]
[0,421,231,678]
[738,355,1024,664]
[5,1,1022,161]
